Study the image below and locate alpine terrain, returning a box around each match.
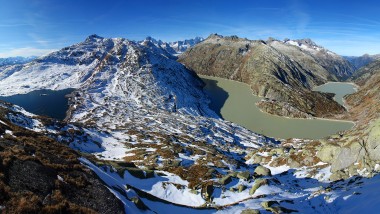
[179,34,355,119]
[0,33,380,214]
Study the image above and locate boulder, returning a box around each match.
[240,209,260,214]
[219,174,233,185]
[331,142,365,172]
[237,171,251,180]
[238,184,246,193]
[249,178,268,195]
[317,143,340,163]
[254,165,272,176]
[130,196,150,210]
[261,201,297,213]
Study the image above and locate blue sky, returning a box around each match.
[1,0,380,57]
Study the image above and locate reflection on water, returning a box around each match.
[201,75,354,139]
[0,89,75,120]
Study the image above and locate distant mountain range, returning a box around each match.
[0,56,37,66]
[142,36,204,55]
[344,54,380,70]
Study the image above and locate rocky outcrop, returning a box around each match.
[314,60,380,180]
[0,108,125,213]
[179,34,351,118]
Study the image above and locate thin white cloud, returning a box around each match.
[0,47,56,58]
[0,23,31,27]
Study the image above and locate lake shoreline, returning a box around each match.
[201,74,356,123]
[200,74,356,139]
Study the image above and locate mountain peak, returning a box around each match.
[206,33,223,40]
[85,34,104,42]
[288,38,320,48]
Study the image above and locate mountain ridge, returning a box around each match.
[178,34,354,119]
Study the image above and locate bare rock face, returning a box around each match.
[316,60,380,179]
[367,119,380,161]
[178,34,352,118]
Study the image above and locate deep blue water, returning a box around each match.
[0,89,75,120]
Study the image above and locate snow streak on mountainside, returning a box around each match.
[282,38,354,79]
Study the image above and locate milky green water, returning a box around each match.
[201,75,355,139]
[313,82,357,106]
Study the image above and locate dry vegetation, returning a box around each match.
[0,107,124,214]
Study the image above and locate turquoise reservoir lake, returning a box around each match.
[201,75,355,139]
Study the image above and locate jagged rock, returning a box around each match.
[241,209,260,214]
[273,148,285,155]
[237,171,251,180]
[252,155,263,164]
[125,167,155,179]
[287,158,301,168]
[219,174,233,185]
[261,200,297,214]
[130,196,150,210]
[329,170,349,181]
[238,184,246,193]
[249,178,268,195]
[254,165,272,176]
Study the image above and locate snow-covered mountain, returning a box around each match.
[0,35,278,212]
[142,36,204,55]
[0,56,37,66]
[282,38,355,79]
[169,36,204,53]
